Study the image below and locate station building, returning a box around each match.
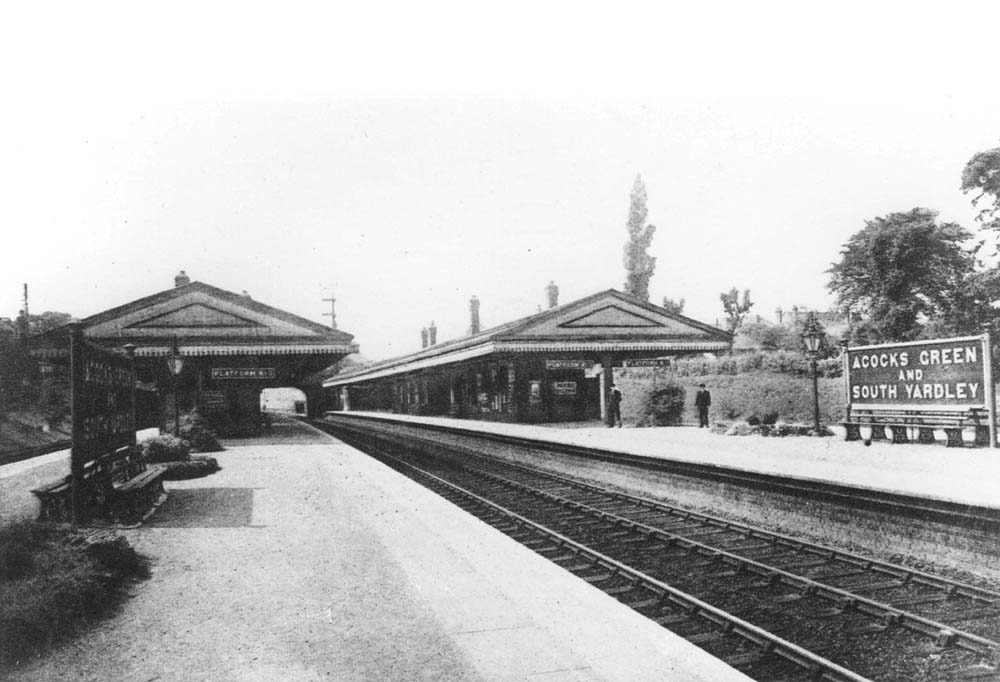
[323,288,732,423]
[33,272,357,433]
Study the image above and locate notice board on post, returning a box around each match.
[844,333,996,445]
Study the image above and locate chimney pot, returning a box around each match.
[174,270,190,287]
[469,296,481,335]
[546,281,559,308]
[428,321,437,345]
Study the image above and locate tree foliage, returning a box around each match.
[661,297,685,315]
[623,175,656,301]
[720,287,753,333]
[14,311,73,337]
[961,146,1000,231]
[827,208,981,342]
[737,320,800,351]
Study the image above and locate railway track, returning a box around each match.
[324,413,1000,532]
[316,418,1000,682]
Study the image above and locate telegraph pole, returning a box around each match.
[322,294,337,330]
[18,283,30,341]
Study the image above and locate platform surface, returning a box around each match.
[8,419,750,682]
[332,411,1000,508]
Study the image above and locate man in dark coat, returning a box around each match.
[607,384,623,428]
[695,383,711,428]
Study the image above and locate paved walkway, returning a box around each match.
[9,419,749,682]
[333,412,1000,508]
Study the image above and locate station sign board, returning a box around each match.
[200,391,227,411]
[624,358,672,368]
[552,381,578,395]
[528,380,543,404]
[545,360,591,370]
[211,368,276,380]
[73,334,136,466]
[846,335,992,410]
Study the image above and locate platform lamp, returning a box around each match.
[166,337,185,435]
[801,312,826,434]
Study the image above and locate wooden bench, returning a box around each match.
[843,409,990,447]
[32,445,166,524]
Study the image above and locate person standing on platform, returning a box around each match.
[695,383,711,428]
[608,384,623,428]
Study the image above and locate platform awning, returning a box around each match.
[323,339,731,388]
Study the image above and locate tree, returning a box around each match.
[827,208,978,342]
[961,146,1000,232]
[661,297,685,315]
[623,174,656,301]
[720,287,753,334]
[737,320,800,351]
[14,310,72,337]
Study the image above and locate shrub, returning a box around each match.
[142,434,191,463]
[718,420,835,437]
[634,383,686,427]
[0,522,149,669]
[179,409,223,453]
[159,456,221,480]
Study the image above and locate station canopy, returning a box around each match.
[33,280,357,360]
[324,289,730,387]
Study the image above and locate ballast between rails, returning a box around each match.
[320,412,1000,533]
[375,444,875,682]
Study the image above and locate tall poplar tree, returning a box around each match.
[623,175,656,301]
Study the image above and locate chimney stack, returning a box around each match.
[775,307,783,325]
[174,270,190,287]
[428,321,437,345]
[421,327,429,348]
[469,296,481,335]
[546,280,559,309]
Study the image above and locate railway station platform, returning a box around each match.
[329,412,1000,509]
[7,418,750,682]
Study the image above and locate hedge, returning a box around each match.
[668,350,842,378]
[616,367,845,426]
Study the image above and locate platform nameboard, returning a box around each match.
[846,335,991,410]
[624,358,671,368]
[545,360,591,370]
[71,327,136,467]
[211,368,276,380]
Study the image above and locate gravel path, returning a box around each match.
[8,421,483,682]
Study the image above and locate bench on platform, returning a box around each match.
[31,445,165,524]
[842,408,990,447]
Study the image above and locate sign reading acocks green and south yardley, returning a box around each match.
[847,335,990,409]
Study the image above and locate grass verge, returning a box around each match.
[0,521,150,670]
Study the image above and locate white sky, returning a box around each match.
[2,2,998,360]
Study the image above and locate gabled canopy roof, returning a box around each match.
[35,281,358,358]
[324,289,730,387]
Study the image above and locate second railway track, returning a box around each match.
[315,416,1000,682]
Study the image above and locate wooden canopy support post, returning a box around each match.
[507,358,520,421]
[601,354,613,425]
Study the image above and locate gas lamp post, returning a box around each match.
[166,337,185,435]
[801,312,826,434]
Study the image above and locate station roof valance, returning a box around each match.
[323,289,730,388]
